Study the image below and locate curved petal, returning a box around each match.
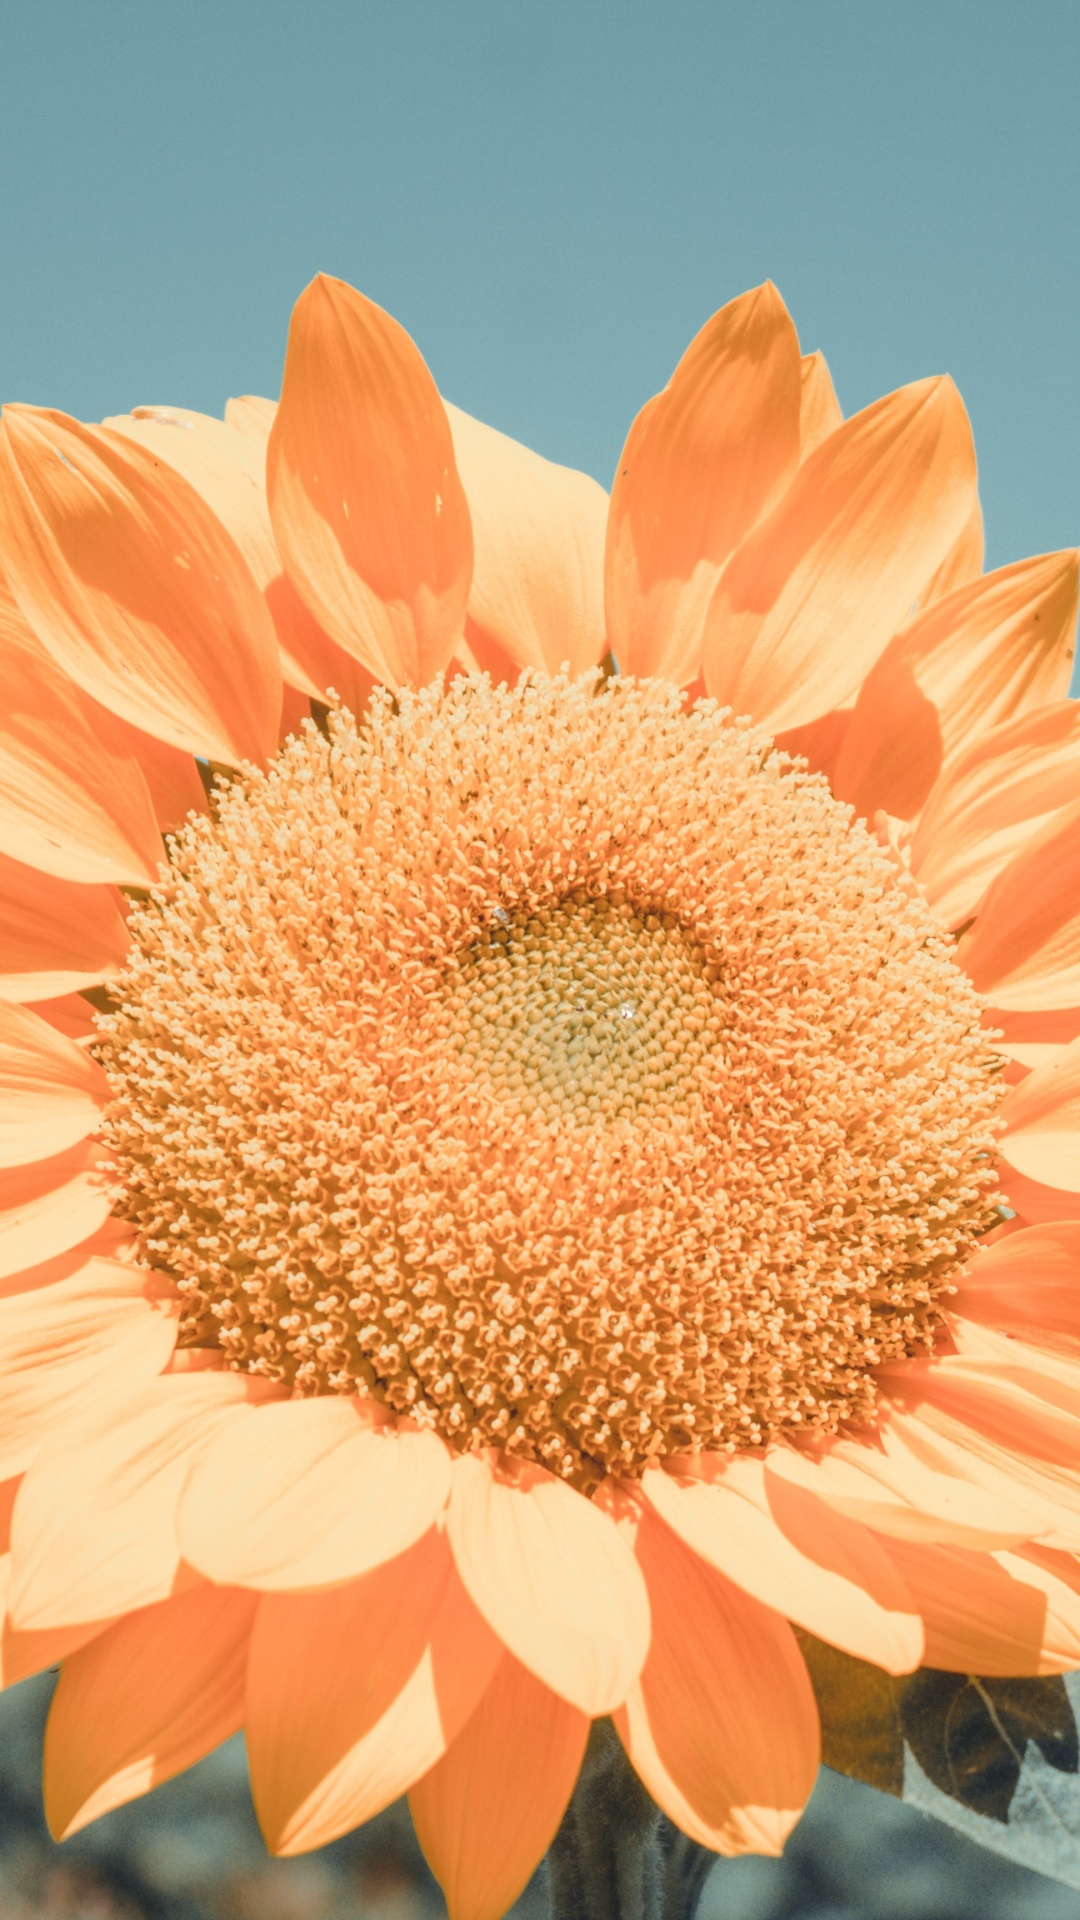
[267,275,473,689]
[0,405,280,764]
[0,1243,178,1479]
[0,598,161,885]
[446,1452,650,1717]
[247,1527,501,1855]
[0,854,128,1003]
[798,351,842,458]
[702,375,977,733]
[10,1372,278,1628]
[917,499,985,608]
[864,1405,1080,1551]
[998,1163,1080,1226]
[606,282,801,686]
[43,1581,257,1838]
[0,1001,108,1167]
[104,404,322,700]
[0,1550,107,1689]
[912,700,1080,929]
[766,1429,1038,1548]
[833,549,1079,821]
[958,800,1080,1010]
[0,1144,114,1280]
[998,1034,1080,1188]
[444,401,608,678]
[410,1652,588,1920]
[880,1535,1080,1676]
[950,1224,1080,1346]
[642,1455,922,1674]
[615,1506,818,1856]
[179,1397,451,1590]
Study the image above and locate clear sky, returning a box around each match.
[1,1,1076,572]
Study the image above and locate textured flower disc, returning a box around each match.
[98,673,1003,1486]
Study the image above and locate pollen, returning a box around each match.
[97,673,1003,1486]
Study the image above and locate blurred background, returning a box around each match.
[1,2,1079,1914]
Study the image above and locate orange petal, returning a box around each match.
[642,1454,922,1674]
[957,800,1080,1010]
[444,401,608,678]
[0,1241,178,1479]
[113,400,377,713]
[881,1339,1080,1468]
[703,375,978,733]
[950,1223,1080,1346]
[880,1535,1080,1676]
[606,282,801,686]
[226,395,277,438]
[0,596,161,885]
[43,1581,257,1838]
[833,549,1079,821]
[912,700,1080,929]
[0,1144,113,1281]
[615,1506,818,1856]
[0,406,280,764]
[0,1000,108,1167]
[247,1527,501,1855]
[798,351,842,457]
[0,1549,107,1689]
[446,1451,650,1716]
[410,1652,588,1920]
[27,994,98,1045]
[0,854,128,1003]
[10,1372,277,1629]
[998,1034,1080,1187]
[890,1398,1080,1549]
[766,1428,1037,1548]
[104,404,322,701]
[917,498,985,608]
[179,1397,451,1590]
[267,275,473,689]
[999,1163,1080,1226]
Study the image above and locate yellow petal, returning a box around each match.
[0,594,161,885]
[833,548,1079,821]
[247,1528,501,1854]
[958,799,1080,1009]
[917,498,985,607]
[267,275,473,688]
[10,1372,275,1628]
[0,405,280,764]
[0,1001,108,1168]
[0,853,128,1003]
[179,1396,452,1589]
[912,700,1080,929]
[446,1451,650,1716]
[606,282,801,685]
[615,1507,818,1856]
[703,375,977,733]
[410,1653,588,1920]
[43,1582,257,1838]
[445,400,608,677]
[0,1244,177,1479]
[798,351,842,457]
[104,403,322,700]
[642,1453,922,1674]
[998,1033,1080,1187]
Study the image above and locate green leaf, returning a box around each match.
[798,1633,1080,1888]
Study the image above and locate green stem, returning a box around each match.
[546,1721,715,1920]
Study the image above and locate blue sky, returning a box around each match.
[1,1,1076,571]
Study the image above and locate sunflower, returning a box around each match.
[0,273,1078,1920]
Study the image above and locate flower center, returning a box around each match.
[98,674,1003,1487]
[445,898,722,1128]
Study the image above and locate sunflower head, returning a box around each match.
[99,670,1001,1487]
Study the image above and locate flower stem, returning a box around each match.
[546,1721,715,1920]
